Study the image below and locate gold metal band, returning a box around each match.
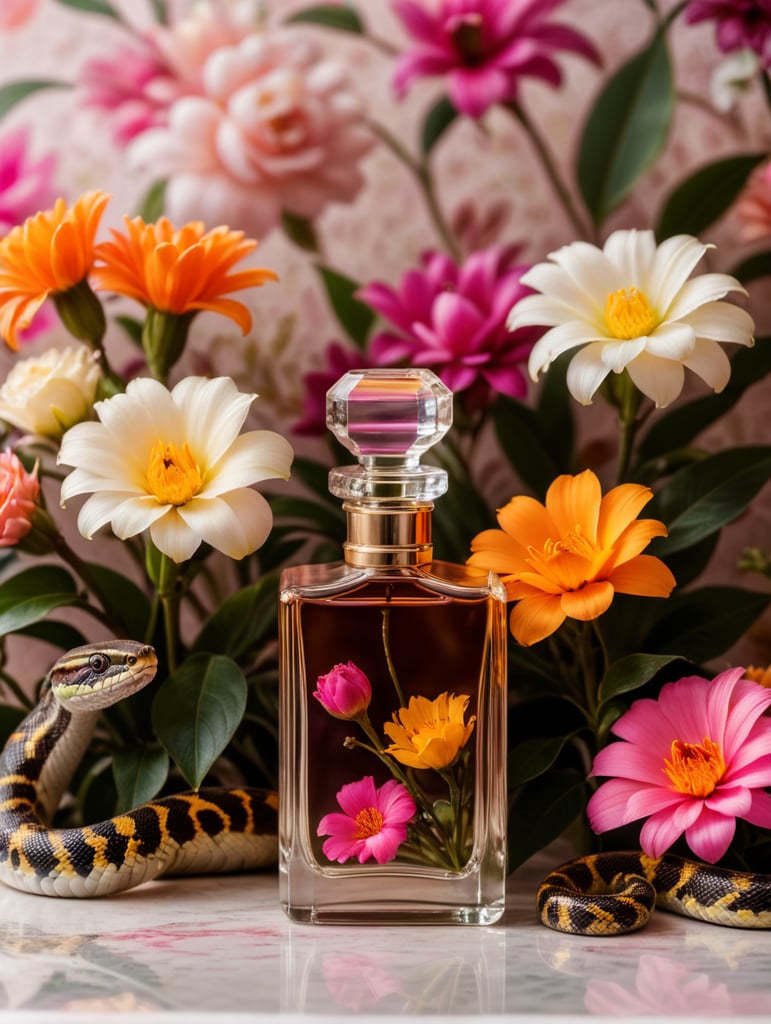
[342,502,433,567]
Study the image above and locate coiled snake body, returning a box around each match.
[537,852,771,935]
[0,641,278,898]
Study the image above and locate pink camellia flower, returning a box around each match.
[129,30,373,238]
[358,247,541,405]
[318,776,417,865]
[0,450,40,547]
[313,661,372,720]
[391,0,600,119]
[685,1,771,67]
[587,668,771,863]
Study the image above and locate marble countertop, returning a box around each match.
[0,851,768,1023]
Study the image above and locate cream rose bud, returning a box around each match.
[0,346,103,439]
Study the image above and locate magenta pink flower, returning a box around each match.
[358,247,541,406]
[0,127,57,235]
[391,0,600,118]
[318,776,416,864]
[313,661,372,720]
[685,1,771,67]
[587,668,771,863]
[0,450,40,547]
[294,342,371,436]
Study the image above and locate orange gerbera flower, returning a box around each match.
[468,469,676,647]
[0,191,109,349]
[92,216,277,333]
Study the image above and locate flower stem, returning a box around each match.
[381,608,407,708]
[157,554,182,673]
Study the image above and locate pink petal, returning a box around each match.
[592,740,669,786]
[684,806,735,863]
[639,808,687,858]
[705,785,752,817]
[448,66,510,117]
[586,777,641,832]
[745,788,771,829]
[336,775,378,818]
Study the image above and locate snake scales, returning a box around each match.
[0,640,278,897]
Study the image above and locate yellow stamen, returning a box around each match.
[352,806,383,840]
[662,737,725,798]
[605,286,656,339]
[146,440,203,506]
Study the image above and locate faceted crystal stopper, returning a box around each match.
[326,369,452,500]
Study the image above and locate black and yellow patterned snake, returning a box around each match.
[537,852,771,935]
[0,640,278,897]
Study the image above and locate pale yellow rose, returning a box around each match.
[0,346,103,439]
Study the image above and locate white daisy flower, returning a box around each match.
[507,229,755,407]
[58,376,293,563]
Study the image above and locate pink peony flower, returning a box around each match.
[358,247,542,406]
[685,1,771,67]
[0,450,40,547]
[294,342,370,436]
[587,668,771,863]
[129,30,374,238]
[313,661,372,720]
[317,776,416,865]
[391,0,601,119]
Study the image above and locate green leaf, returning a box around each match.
[53,0,121,16]
[115,314,144,347]
[135,179,167,221]
[0,566,77,636]
[87,564,151,640]
[535,351,575,470]
[508,768,585,872]
[656,154,767,238]
[152,653,247,790]
[270,495,346,539]
[0,80,69,119]
[649,446,771,555]
[577,28,674,225]
[286,4,364,33]
[636,342,771,465]
[645,586,770,663]
[598,653,690,706]
[492,395,569,498]
[112,744,169,812]
[193,576,279,661]
[76,756,118,826]
[315,265,374,349]
[281,210,319,252]
[732,250,771,284]
[421,95,458,156]
[293,456,338,503]
[17,620,87,653]
[508,733,578,786]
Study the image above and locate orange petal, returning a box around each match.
[607,554,676,597]
[496,494,554,548]
[509,593,566,646]
[560,579,614,621]
[597,482,654,546]
[601,518,668,571]
[545,470,601,543]
[468,527,530,573]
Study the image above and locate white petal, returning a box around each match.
[150,508,202,563]
[545,240,626,300]
[678,300,755,345]
[645,235,710,313]
[645,322,696,361]
[202,430,294,496]
[600,337,647,371]
[515,263,605,326]
[75,492,129,539]
[96,379,183,474]
[178,489,274,559]
[172,376,256,467]
[602,229,657,286]
[625,351,685,408]
[565,344,613,405]
[506,292,580,329]
[665,273,747,320]
[109,495,169,540]
[528,322,609,379]
[682,338,732,392]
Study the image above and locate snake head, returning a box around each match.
[48,641,158,712]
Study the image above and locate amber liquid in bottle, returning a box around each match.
[279,370,507,924]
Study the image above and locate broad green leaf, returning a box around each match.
[87,564,152,640]
[193,576,279,660]
[508,768,586,872]
[636,341,771,465]
[315,265,374,349]
[281,210,319,252]
[135,179,167,221]
[598,653,690,705]
[649,446,771,555]
[152,653,247,790]
[508,733,578,786]
[270,495,346,539]
[535,352,575,471]
[0,80,69,119]
[0,566,77,636]
[732,250,771,284]
[656,154,767,238]
[645,586,770,663]
[112,744,169,812]
[662,531,719,590]
[293,456,338,503]
[18,620,87,655]
[421,95,458,156]
[114,314,144,347]
[492,395,569,498]
[577,28,674,225]
[76,755,117,825]
[53,0,121,16]
[286,4,364,33]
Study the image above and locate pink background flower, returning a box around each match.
[317,775,416,864]
[587,668,771,862]
[685,0,771,67]
[0,449,39,547]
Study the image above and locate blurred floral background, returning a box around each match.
[1,0,771,873]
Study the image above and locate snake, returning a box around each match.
[0,640,278,897]
[537,852,771,935]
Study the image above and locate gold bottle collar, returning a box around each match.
[342,502,433,567]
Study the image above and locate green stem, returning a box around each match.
[506,101,591,241]
[158,554,182,673]
[381,608,406,707]
[614,374,643,484]
[44,526,127,637]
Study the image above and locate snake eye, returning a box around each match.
[126,655,137,666]
[88,653,110,674]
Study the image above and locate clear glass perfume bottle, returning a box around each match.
[279,368,507,924]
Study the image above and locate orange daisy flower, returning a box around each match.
[468,469,676,647]
[0,191,109,349]
[92,216,277,334]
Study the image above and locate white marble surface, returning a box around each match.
[0,852,768,1022]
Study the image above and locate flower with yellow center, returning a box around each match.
[467,469,675,646]
[588,669,771,863]
[57,375,293,563]
[506,229,754,407]
[384,692,476,771]
[0,191,109,349]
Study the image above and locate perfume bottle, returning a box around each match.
[279,368,507,924]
